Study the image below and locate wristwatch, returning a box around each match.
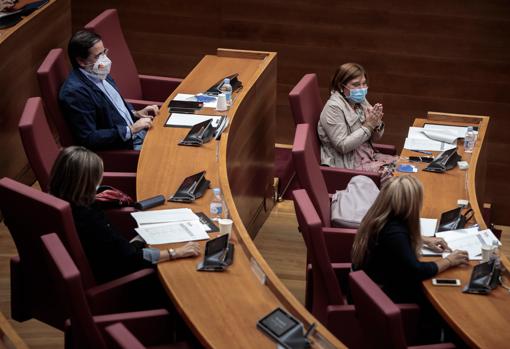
[168,248,177,260]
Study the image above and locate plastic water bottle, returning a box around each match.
[220,78,232,107]
[210,188,224,221]
[464,126,475,153]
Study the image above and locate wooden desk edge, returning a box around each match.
[420,114,490,228]
[217,50,345,348]
[421,113,510,348]
[0,0,54,44]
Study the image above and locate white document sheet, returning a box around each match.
[435,226,479,240]
[165,113,223,128]
[420,218,438,237]
[135,221,209,245]
[174,93,218,108]
[441,229,501,260]
[404,127,457,151]
[131,208,199,225]
[423,124,468,139]
[422,129,458,143]
[420,226,479,256]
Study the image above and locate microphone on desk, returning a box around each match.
[304,322,316,339]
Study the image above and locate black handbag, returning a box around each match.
[437,207,474,232]
[463,258,502,295]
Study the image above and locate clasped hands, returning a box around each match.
[364,103,384,131]
[131,105,159,134]
[0,0,16,12]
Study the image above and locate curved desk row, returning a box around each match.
[402,113,510,348]
[137,49,344,349]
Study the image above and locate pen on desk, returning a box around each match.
[410,150,432,155]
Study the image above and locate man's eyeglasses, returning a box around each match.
[91,48,109,61]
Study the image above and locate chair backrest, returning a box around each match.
[41,233,107,349]
[36,48,75,147]
[292,124,331,227]
[288,74,323,162]
[18,97,61,191]
[292,189,344,323]
[349,270,408,349]
[105,323,146,349]
[0,178,97,290]
[85,9,143,100]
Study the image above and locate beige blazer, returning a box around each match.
[317,91,383,168]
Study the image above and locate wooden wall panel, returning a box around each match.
[0,0,71,186]
[72,0,510,224]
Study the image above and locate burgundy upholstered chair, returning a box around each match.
[41,233,189,349]
[0,178,163,330]
[18,97,137,233]
[292,123,360,310]
[40,233,187,349]
[37,48,139,172]
[349,271,455,349]
[292,189,362,348]
[288,73,398,189]
[18,97,136,196]
[84,9,182,107]
[292,124,359,235]
[106,322,192,349]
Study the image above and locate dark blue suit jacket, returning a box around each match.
[59,69,134,150]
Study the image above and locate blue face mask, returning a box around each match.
[345,87,368,103]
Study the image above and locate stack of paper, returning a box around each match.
[404,127,457,151]
[131,208,209,245]
[135,221,209,245]
[421,228,501,260]
[420,218,438,237]
[423,124,468,139]
[422,129,458,143]
[166,113,224,128]
[439,228,501,260]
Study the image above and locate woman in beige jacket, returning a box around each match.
[318,63,396,174]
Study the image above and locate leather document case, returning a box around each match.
[168,171,210,203]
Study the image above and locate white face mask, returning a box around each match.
[86,54,112,80]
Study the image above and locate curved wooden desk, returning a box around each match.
[401,113,510,348]
[137,49,344,349]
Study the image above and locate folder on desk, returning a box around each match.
[168,171,210,203]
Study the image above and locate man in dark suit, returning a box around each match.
[59,30,157,151]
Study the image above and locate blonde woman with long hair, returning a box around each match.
[351,175,468,303]
[49,146,200,283]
